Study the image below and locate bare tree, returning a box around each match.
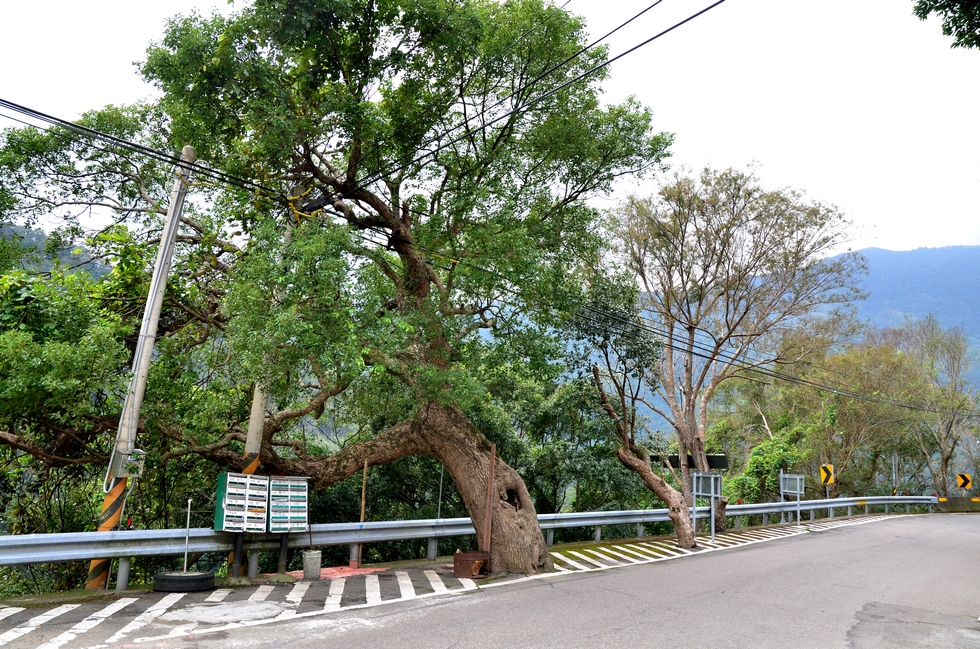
[613,167,865,504]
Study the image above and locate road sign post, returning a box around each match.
[692,472,723,542]
[780,470,804,527]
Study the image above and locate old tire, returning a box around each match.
[153,571,215,592]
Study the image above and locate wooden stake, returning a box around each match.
[358,460,368,563]
[483,445,496,552]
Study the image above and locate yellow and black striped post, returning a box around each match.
[86,477,128,589]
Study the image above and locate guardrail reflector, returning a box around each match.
[938,497,948,502]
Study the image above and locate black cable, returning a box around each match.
[310,0,724,211]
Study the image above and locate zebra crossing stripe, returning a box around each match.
[285,582,310,606]
[0,604,79,645]
[205,589,232,602]
[0,608,24,622]
[324,578,345,611]
[104,592,185,644]
[457,578,478,590]
[365,575,382,606]
[424,570,448,594]
[35,598,137,649]
[248,585,275,602]
[396,572,416,600]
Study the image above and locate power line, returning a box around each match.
[304,0,725,212]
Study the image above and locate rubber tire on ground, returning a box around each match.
[153,571,215,592]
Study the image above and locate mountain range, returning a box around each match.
[852,245,980,353]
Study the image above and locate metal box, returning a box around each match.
[214,473,269,533]
[267,476,310,533]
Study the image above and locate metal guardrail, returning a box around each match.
[0,495,937,567]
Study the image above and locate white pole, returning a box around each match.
[183,498,192,573]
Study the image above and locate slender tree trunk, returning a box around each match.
[616,448,696,548]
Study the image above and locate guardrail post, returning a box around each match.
[762,513,768,526]
[594,526,602,543]
[885,503,890,513]
[427,537,438,561]
[828,505,834,519]
[115,557,130,592]
[847,505,853,516]
[905,504,910,513]
[864,504,869,514]
[810,508,815,521]
[546,529,554,546]
[637,523,644,538]
[247,550,259,579]
[734,515,740,529]
[349,544,360,568]
[928,503,933,513]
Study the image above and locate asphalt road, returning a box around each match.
[168,514,980,649]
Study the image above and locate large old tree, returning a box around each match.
[0,0,670,572]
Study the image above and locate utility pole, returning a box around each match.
[86,146,196,590]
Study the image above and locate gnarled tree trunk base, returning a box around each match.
[254,401,552,575]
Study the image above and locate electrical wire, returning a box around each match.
[5,1,973,418]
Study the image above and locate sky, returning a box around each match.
[1,0,978,252]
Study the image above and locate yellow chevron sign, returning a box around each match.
[820,464,834,485]
[957,473,972,489]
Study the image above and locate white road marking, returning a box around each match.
[0,604,79,645]
[596,546,649,563]
[424,570,448,594]
[0,608,24,622]
[582,548,624,566]
[396,572,416,600]
[324,578,345,612]
[567,551,608,568]
[613,544,658,560]
[457,578,478,590]
[284,582,310,606]
[205,589,232,602]
[585,548,636,564]
[104,592,185,644]
[248,585,275,602]
[35,598,137,649]
[550,553,590,571]
[364,575,382,606]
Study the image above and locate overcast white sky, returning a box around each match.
[1,0,978,252]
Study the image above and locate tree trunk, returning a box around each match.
[713,497,727,533]
[254,401,552,575]
[616,448,696,548]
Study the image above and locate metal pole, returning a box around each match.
[183,498,192,573]
[796,491,801,528]
[710,497,716,543]
[87,145,195,590]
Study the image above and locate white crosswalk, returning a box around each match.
[0,514,914,649]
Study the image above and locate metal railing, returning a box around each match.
[0,495,935,571]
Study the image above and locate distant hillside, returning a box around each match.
[853,246,980,350]
[0,225,110,278]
